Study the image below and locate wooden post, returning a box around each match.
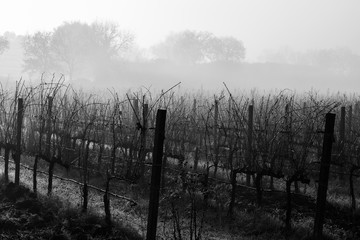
[104,170,112,225]
[285,103,293,154]
[15,98,24,185]
[228,167,237,217]
[111,103,119,175]
[139,103,148,178]
[313,113,336,240]
[285,103,298,192]
[45,96,53,157]
[246,105,253,186]
[46,96,54,195]
[33,155,39,193]
[213,99,219,178]
[302,102,307,194]
[179,97,186,170]
[128,98,139,176]
[192,99,197,121]
[285,179,292,231]
[192,99,199,172]
[82,140,91,212]
[348,105,352,135]
[146,109,166,240]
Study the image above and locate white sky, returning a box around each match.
[1,0,360,61]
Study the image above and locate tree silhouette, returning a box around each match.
[0,35,9,55]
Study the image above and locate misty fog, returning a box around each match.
[1,1,360,94]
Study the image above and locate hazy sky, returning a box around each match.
[1,0,360,61]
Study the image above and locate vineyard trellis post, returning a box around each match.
[213,99,219,178]
[139,103,148,180]
[348,105,352,135]
[14,98,24,186]
[302,102,307,194]
[45,96,53,157]
[313,113,336,240]
[46,96,54,195]
[192,98,200,172]
[146,109,166,240]
[82,139,91,212]
[127,98,139,177]
[246,105,253,186]
[110,102,119,175]
[282,103,293,191]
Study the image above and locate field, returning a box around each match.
[0,79,360,239]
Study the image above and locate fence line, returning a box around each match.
[2,157,138,205]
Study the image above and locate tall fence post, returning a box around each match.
[338,106,345,181]
[246,105,253,186]
[313,113,336,240]
[46,96,54,195]
[46,96,53,156]
[146,109,166,240]
[348,105,352,135]
[213,99,219,178]
[14,98,24,185]
[192,98,199,172]
[140,103,149,179]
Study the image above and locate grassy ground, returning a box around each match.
[0,176,143,239]
[1,157,359,239]
[0,159,145,239]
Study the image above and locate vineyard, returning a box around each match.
[0,77,360,239]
